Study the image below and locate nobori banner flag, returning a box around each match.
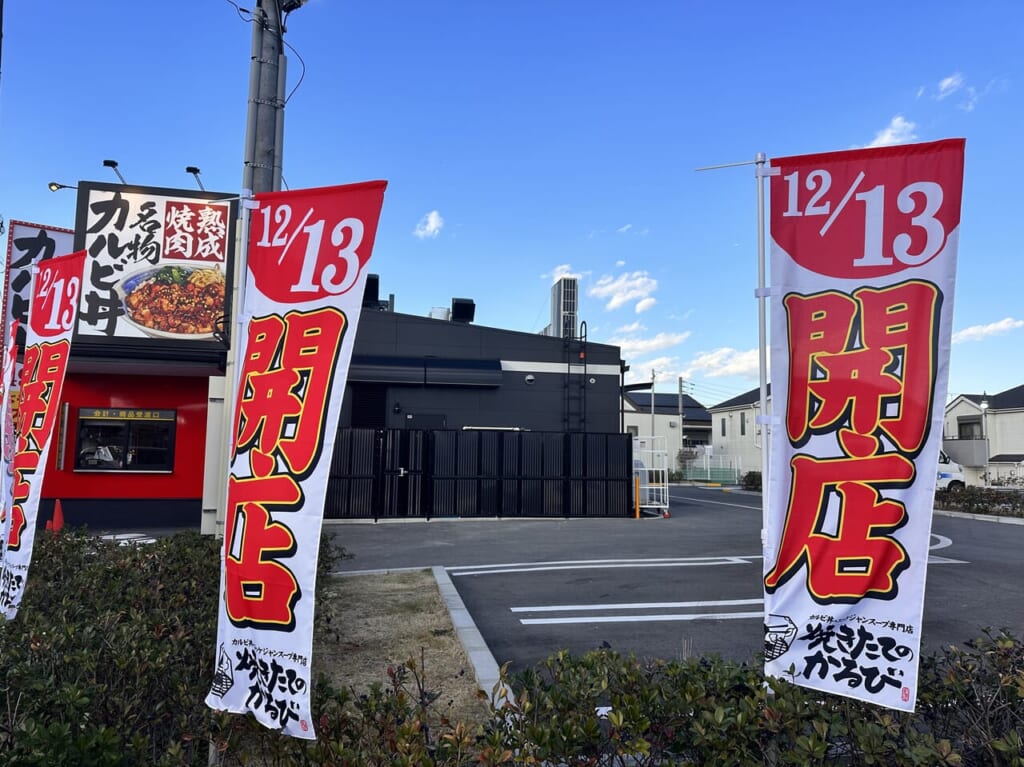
[763,139,965,711]
[0,250,87,620]
[0,321,19,561]
[206,180,386,738]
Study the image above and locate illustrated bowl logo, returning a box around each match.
[209,644,235,698]
[764,614,798,662]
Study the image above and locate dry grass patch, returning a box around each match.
[315,568,490,725]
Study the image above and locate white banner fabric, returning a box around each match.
[206,180,386,738]
[0,251,86,619]
[763,139,965,711]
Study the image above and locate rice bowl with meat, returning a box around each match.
[119,265,226,337]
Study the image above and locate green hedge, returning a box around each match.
[935,486,1024,518]
[1,530,1022,765]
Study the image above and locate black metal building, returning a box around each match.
[325,278,633,519]
[341,282,625,434]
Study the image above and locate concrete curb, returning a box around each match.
[934,508,1024,525]
[432,565,502,699]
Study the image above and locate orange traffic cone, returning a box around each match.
[51,499,65,533]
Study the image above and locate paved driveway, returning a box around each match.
[328,486,1024,672]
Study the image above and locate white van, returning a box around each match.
[936,450,965,491]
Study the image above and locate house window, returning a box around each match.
[740,411,746,436]
[956,416,982,440]
[721,417,726,437]
[75,408,176,472]
[626,424,639,437]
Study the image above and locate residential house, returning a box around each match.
[943,384,1024,486]
[707,385,771,481]
[622,391,711,465]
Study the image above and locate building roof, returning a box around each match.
[961,384,1024,411]
[710,384,771,411]
[623,392,710,423]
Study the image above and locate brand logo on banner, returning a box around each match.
[4,221,75,354]
[206,180,387,738]
[763,139,965,711]
[0,250,86,620]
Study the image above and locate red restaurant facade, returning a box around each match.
[5,181,236,529]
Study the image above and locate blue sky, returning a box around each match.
[1,1,1021,408]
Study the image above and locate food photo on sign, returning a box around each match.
[71,181,237,345]
[116,264,226,339]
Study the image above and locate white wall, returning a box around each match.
[708,402,765,479]
[943,397,1024,485]
[989,409,1024,456]
[623,407,689,461]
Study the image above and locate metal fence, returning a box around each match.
[325,429,634,519]
[678,455,743,485]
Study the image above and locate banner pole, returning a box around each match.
[755,152,770,552]
[694,151,773,593]
[754,153,781,767]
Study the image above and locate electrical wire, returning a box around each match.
[281,37,306,104]
[232,1,306,105]
[223,0,251,22]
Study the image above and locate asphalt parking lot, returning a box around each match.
[329,485,1024,673]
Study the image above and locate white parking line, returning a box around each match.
[520,611,765,626]
[502,540,968,626]
[448,556,759,577]
[512,598,763,613]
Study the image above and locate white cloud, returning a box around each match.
[615,260,625,267]
[624,357,680,385]
[635,297,656,313]
[936,73,965,100]
[551,263,583,281]
[681,347,761,379]
[413,210,444,239]
[868,115,917,148]
[608,331,690,358]
[957,86,979,112]
[952,317,1024,344]
[588,270,657,310]
[614,321,645,334]
[616,223,633,234]
[915,85,925,99]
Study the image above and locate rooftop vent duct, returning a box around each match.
[451,297,475,323]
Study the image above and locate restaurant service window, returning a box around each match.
[75,408,176,472]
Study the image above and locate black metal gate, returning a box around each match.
[325,429,632,520]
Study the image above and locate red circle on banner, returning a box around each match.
[770,140,964,279]
[247,181,387,304]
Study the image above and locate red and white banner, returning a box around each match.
[0,322,19,556]
[0,250,87,620]
[4,221,74,352]
[206,180,387,738]
[763,139,965,710]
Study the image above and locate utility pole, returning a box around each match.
[678,376,685,450]
[650,369,656,437]
[247,0,287,193]
[203,0,290,537]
